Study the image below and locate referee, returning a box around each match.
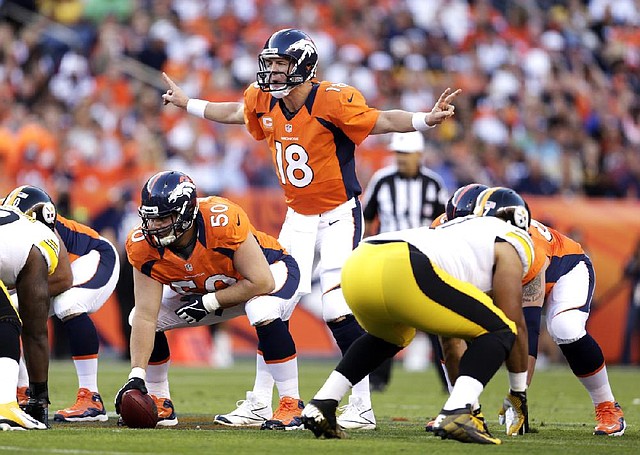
[363,132,448,235]
[362,131,448,391]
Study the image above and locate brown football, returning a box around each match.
[120,389,158,428]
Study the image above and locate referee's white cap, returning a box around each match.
[389,131,425,153]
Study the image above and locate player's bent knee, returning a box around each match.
[548,311,587,345]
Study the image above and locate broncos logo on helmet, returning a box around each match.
[139,171,199,248]
[168,181,196,204]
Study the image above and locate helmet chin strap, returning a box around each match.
[270,86,293,99]
[159,234,177,247]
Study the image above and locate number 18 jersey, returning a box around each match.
[244,81,379,215]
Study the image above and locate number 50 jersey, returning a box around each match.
[126,196,291,295]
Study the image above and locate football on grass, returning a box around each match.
[120,389,158,428]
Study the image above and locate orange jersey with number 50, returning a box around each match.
[126,196,288,295]
[244,81,380,215]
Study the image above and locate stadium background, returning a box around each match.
[1,1,639,364]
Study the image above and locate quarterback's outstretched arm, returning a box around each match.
[370,88,462,134]
[161,72,244,124]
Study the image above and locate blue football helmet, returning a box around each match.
[445,183,489,220]
[257,28,318,98]
[139,171,198,248]
[3,185,57,231]
[474,187,530,231]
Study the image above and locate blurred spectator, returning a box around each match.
[2,0,640,209]
[621,239,640,365]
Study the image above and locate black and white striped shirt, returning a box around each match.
[362,165,448,233]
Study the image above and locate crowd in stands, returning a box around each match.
[1,0,640,229]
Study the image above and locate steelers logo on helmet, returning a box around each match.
[512,205,530,230]
[474,187,531,231]
[2,185,58,231]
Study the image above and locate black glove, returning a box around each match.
[23,397,50,428]
[498,390,529,435]
[114,377,147,414]
[175,294,213,323]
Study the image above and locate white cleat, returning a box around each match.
[336,396,376,430]
[213,391,272,427]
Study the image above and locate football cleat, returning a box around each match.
[151,395,178,427]
[54,388,108,422]
[301,399,345,439]
[261,396,304,430]
[594,401,626,436]
[0,401,47,430]
[213,391,271,427]
[427,406,487,433]
[336,396,376,430]
[433,406,501,445]
[16,387,30,407]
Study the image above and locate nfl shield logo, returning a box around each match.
[285,124,292,133]
[185,263,193,271]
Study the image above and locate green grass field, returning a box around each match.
[1,359,638,454]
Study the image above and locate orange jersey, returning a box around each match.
[244,81,380,215]
[523,220,587,295]
[430,213,448,227]
[55,215,109,263]
[126,196,288,294]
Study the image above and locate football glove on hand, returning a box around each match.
[22,397,50,428]
[498,390,529,435]
[175,293,220,324]
[114,377,147,414]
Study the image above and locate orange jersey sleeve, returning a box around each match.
[522,225,551,285]
[430,213,448,228]
[126,196,286,295]
[244,81,380,214]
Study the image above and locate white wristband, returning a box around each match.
[202,292,221,312]
[412,112,435,131]
[129,367,146,381]
[508,371,527,393]
[186,98,208,119]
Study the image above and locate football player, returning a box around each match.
[161,28,461,429]
[521,216,626,436]
[0,204,61,430]
[300,189,533,444]
[4,185,120,423]
[439,186,626,437]
[114,171,303,430]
